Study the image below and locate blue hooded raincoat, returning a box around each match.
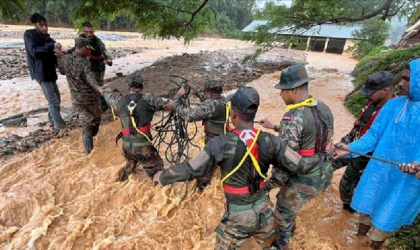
[349,59,420,233]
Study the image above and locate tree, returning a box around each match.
[349,19,390,59]
[0,0,415,43]
[0,0,24,20]
[71,0,214,43]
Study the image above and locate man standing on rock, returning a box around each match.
[68,21,112,113]
[24,13,66,133]
[333,71,396,212]
[172,80,232,191]
[259,64,334,249]
[57,37,102,155]
[99,71,172,181]
[153,86,334,250]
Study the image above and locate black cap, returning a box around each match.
[359,71,394,96]
[128,70,144,88]
[230,87,260,113]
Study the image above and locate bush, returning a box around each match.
[388,215,420,249]
[345,45,420,116]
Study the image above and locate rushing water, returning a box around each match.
[0,39,373,249]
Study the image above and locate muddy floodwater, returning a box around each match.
[0,25,371,250]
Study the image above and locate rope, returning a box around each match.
[152,75,201,203]
[334,144,401,166]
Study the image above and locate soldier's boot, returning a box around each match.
[370,240,385,249]
[357,223,371,236]
[119,167,132,182]
[83,136,94,155]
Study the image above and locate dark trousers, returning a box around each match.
[120,145,164,181]
[339,155,370,204]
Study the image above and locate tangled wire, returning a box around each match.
[151,75,202,202]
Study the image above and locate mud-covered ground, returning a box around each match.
[0,45,302,157]
[0,25,366,250]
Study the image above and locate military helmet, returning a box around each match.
[204,79,223,93]
[128,70,144,88]
[275,64,314,90]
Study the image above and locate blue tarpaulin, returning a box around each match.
[349,59,420,232]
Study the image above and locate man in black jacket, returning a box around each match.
[24,13,66,132]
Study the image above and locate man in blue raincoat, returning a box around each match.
[335,59,420,249]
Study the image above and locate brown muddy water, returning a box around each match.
[0,26,371,250]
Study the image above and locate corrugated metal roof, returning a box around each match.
[242,20,361,39]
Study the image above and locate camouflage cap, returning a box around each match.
[359,71,394,96]
[128,70,144,88]
[230,87,260,114]
[275,64,314,90]
[204,79,223,93]
[75,37,94,50]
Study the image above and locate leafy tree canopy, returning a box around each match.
[0,0,416,44]
[349,19,390,59]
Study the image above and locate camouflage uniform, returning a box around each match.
[270,65,334,248]
[157,87,330,250]
[68,34,111,86]
[103,71,166,181]
[68,34,112,112]
[175,80,230,190]
[58,38,101,155]
[334,71,395,207]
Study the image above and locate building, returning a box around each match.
[243,20,361,55]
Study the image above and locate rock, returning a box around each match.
[2,147,13,155]
[2,117,27,127]
[0,139,11,147]
[25,139,37,148]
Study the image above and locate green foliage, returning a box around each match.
[389,215,420,249]
[348,19,390,59]
[345,45,420,116]
[0,0,25,20]
[208,0,255,30]
[1,0,255,42]
[344,93,366,117]
[367,45,390,57]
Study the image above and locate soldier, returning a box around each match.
[259,64,334,249]
[153,87,334,250]
[172,80,231,191]
[68,22,112,113]
[24,13,66,133]
[98,71,172,181]
[333,71,396,212]
[57,37,102,155]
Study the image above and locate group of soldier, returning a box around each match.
[23,12,420,250]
